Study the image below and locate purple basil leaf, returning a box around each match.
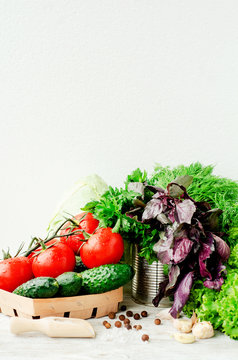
[175,199,196,225]
[198,232,215,279]
[156,227,174,264]
[167,175,193,198]
[212,233,230,261]
[188,225,202,242]
[204,277,224,290]
[200,208,223,231]
[169,271,194,318]
[165,265,180,294]
[203,261,226,290]
[196,220,206,237]
[196,201,212,212]
[152,191,167,199]
[152,278,169,307]
[156,213,172,224]
[168,207,176,223]
[173,237,194,264]
[142,199,164,221]
[204,260,226,290]
[145,184,165,195]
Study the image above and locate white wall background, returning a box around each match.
[0,0,237,253]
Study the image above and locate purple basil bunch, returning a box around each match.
[135,176,230,318]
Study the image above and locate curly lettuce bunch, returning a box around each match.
[216,270,238,339]
[184,244,238,340]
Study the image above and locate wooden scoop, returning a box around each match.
[10,317,95,338]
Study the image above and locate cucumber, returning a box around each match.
[81,263,134,294]
[13,277,59,298]
[56,272,82,297]
[74,256,88,273]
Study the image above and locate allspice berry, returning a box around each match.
[141,311,148,318]
[103,320,108,326]
[134,313,140,320]
[124,318,130,325]
[119,314,125,321]
[108,312,116,319]
[135,325,142,331]
[105,322,111,329]
[141,334,149,342]
[115,321,122,328]
[125,324,132,330]
[126,310,133,317]
[120,305,127,311]
[154,318,161,325]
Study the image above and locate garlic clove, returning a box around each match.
[174,333,196,344]
[173,319,193,333]
[192,321,214,339]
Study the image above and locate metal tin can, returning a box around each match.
[131,244,170,307]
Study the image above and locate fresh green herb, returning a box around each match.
[125,168,148,188]
[184,244,238,339]
[82,186,160,263]
[149,162,238,248]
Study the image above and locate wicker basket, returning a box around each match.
[0,287,123,319]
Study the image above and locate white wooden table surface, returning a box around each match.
[0,289,237,360]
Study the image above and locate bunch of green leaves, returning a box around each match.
[82,186,138,229]
[148,162,238,248]
[125,168,148,187]
[184,244,238,340]
[82,186,159,263]
[183,280,221,329]
[216,270,238,339]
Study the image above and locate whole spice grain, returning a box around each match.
[141,334,149,342]
[108,312,116,319]
[126,311,133,317]
[115,321,122,328]
[103,320,108,326]
[125,324,132,330]
[105,322,111,329]
[141,311,148,318]
[134,313,140,320]
[119,314,125,321]
[154,318,161,325]
[124,318,130,325]
[120,305,127,311]
[134,325,142,331]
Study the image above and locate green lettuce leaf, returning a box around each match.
[47,174,108,233]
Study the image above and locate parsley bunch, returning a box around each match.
[82,185,160,263]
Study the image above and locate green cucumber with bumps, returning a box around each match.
[81,263,134,294]
[13,277,59,298]
[56,272,83,297]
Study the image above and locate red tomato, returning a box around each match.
[77,212,99,233]
[80,228,124,268]
[32,242,76,278]
[27,239,58,263]
[0,257,34,292]
[59,213,99,254]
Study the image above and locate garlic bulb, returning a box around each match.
[192,321,214,339]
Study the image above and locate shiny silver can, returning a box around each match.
[131,244,170,307]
